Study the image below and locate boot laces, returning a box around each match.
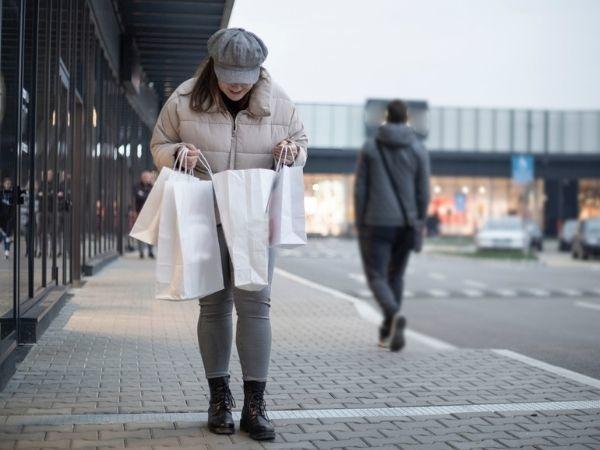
[249,392,270,420]
[213,384,236,411]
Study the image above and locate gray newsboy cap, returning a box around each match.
[207,28,268,85]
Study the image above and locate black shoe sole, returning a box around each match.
[390,315,406,352]
[240,421,275,440]
[208,424,235,435]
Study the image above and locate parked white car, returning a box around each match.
[475,217,531,253]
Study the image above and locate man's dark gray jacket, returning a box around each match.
[354,123,431,227]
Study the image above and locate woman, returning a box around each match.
[150,28,307,441]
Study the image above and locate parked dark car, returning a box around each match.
[572,218,600,260]
[559,219,578,251]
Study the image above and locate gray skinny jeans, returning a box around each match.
[197,226,275,382]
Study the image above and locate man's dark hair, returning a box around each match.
[386,99,408,123]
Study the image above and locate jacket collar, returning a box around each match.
[246,68,271,117]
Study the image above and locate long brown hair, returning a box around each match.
[187,57,225,113]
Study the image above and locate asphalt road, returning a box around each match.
[276,238,600,379]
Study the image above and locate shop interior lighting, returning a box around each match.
[312,184,320,192]
[434,185,442,194]
[93,108,97,128]
[479,186,486,194]
[137,144,142,158]
[462,186,470,194]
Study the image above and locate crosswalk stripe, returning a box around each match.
[348,273,366,283]
[462,289,483,298]
[575,301,600,312]
[526,288,549,297]
[428,289,449,298]
[496,289,517,297]
[464,279,487,288]
[560,288,582,297]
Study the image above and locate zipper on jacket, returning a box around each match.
[229,112,238,169]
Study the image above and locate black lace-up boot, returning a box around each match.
[207,376,235,435]
[240,381,275,440]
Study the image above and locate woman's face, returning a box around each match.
[217,81,253,101]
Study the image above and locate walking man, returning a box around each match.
[354,99,430,351]
[134,171,154,259]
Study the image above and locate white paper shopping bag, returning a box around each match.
[129,166,175,245]
[154,148,224,300]
[269,146,307,248]
[130,148,192,245]
[212,168,276,291]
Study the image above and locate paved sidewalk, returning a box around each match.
[0,254,599,449]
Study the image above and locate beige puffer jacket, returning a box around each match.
[150,68,308,177]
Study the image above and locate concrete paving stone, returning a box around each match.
[15,439,71,448]
[309,437,368,449]
[449,440,508,449]
[123,437,179,448]
[46,430,99,441]
[330,429,385,440]
[149,427,204,439]
[72,439,125,449]
[262,442,317,449]
[100,430,152,440]
[299,422,353,433]
[0,431,46,442]
[281,431,335,443]
[178,433,233,447]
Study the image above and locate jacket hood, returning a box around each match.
[376,123,417,149]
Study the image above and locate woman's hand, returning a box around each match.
[273,140,298,166]
[176,143,201,171]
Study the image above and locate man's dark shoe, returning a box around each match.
[139,253,144,259]
[240,381,275,440]
[148,252,155,259]
[207,376,235,435]
[389,314,407,352]
[378,316,393,348]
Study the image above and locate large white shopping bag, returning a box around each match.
[155,151,224,300]
[269,145,307,248]
[129,148,193,245]
[129,167,175,245]
[212,168,276,291]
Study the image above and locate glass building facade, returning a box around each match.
[1,0,153,362]
[297,102,600,237]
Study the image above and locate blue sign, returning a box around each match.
[454,193,467,213]
[512,154,534,184]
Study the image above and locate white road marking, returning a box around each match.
[526,288,550,297]
[428,289,449,298]
[575,301,600,312]
[357,289,372,298]
[428,272,447,281]
[494,349,600,390]
[5,400,600,425]
[275,268,456,351]
[404,290,415,298]
[559,288,582,297]
[496,289,517,297]
[464,279,486,288]
[462,289,483,298]
[348,273,366,283]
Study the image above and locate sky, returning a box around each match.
[229,0,600,110]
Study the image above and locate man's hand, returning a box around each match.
[273,140,298,166]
